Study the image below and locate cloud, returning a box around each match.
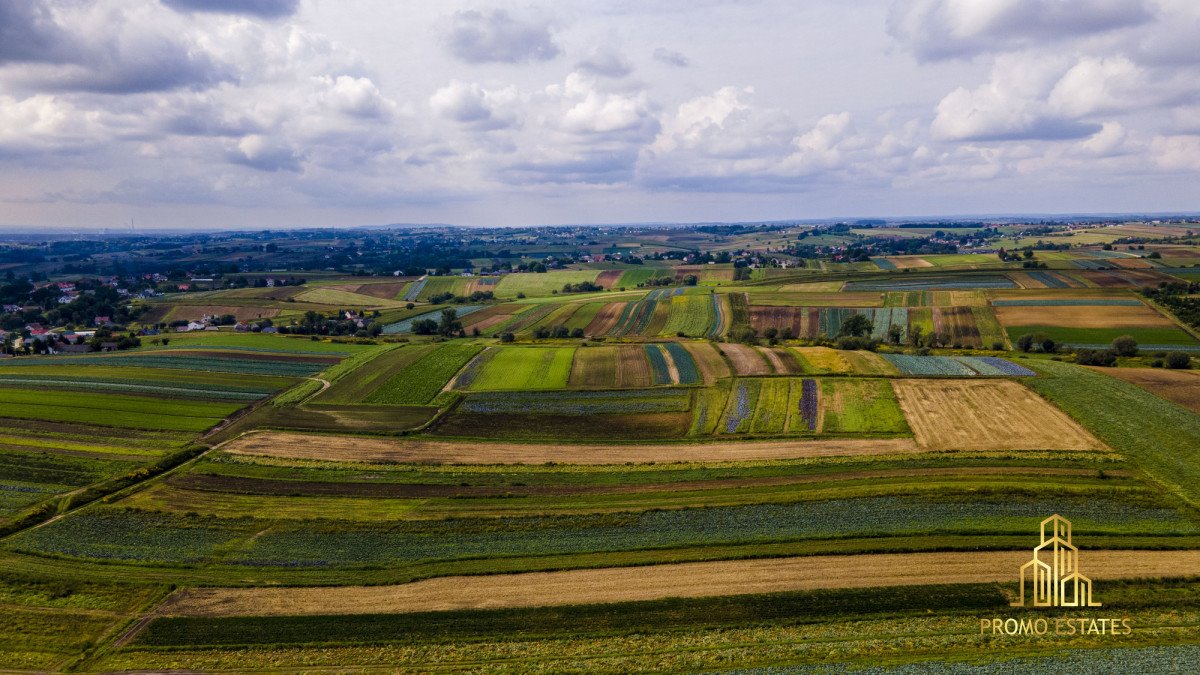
[577,47,632,78]
[228,134,304,172]
[931,55,1103,141]
[443,9,560,64]
[1150,134,1200,171]
[161,0,299,19]
[1047,56,1142,118]
[0,1,73,64]
[0,2,236,94]
[430,80,519,131]
[652,47,690,68]
[638,87,861,191]
[888,0,1154,61]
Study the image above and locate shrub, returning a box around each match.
[1166,352,1192,369]
[1075,348,1117,367]
[1111,335,1139,356]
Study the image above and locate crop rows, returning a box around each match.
[644,344,672,385]
[460,388,692,415]
[365,344,482,405]
[750,379,789,433]
[0,377,268,401]
[799,378,818,431]
[13,492,1191,567]
[723,381,755,433]
[664,343,701,384]
[13,354,325,377]
[880,354,1032,377]
[992,298,1144,306]
[845,276,1017,292]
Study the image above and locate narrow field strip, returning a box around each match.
[224,431,922,464]
[159,549,1200,617]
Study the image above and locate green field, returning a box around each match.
[1003,325,1199,347]
[494,271,603,298]
[465,346,575,390]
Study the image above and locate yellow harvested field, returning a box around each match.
[994,303,1172,328]
[791,346,850,374]
[1094,367,1200,413]
[161,549,1200,617]
[891,379,1105,451]
[224,431,922,464]
[778,281,844,292]
[885,256,933,269]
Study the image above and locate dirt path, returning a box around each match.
[224,431,923,464]
[160,549,1200,617]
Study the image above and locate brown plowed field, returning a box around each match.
[1093,367,1200,413]
[584,302,626,335]
[758,346,789,374]
[749,306,804,336]
[616,344,652,387]
[344,282,408,299]
[224,431,922,464]
[935,306,982,346]
[891,379,1105,451]
[595,270,624,288]
[162,549,1200,617]
[719,343,771,376]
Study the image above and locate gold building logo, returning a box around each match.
[1011,514,1101,608]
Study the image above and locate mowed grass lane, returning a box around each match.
[1027,360,1200,508]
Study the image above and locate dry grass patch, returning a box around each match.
[161,550,1200,617]
[223,431,921,464]
[891,379,1104,451]
[681,342,731,383]
[719,343,771,376]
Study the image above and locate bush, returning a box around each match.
[1075,348,1117,367]
[1111,335,1139,356]
[1166,352,1192,369]
[1151,359,1164,368]
[499,333,515,343]
[992,341,1005,351]
[835,335,877,351]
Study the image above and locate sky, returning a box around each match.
[1,0,1198,230]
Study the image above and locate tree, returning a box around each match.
[411,319,437,335]
[1166,352,1192,369]
[437,308,461,337]
[838,314,873,338]
[1016,333,1036,352]
[908,325,924,348]
[499,332,515,343]
[1075,348,1117,366]
[887,323,903,345]
[683,274,698,286]
[1111,335,1138,356]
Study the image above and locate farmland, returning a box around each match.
[1,222,1199,672]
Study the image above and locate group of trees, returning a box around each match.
[411,308,464,337]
